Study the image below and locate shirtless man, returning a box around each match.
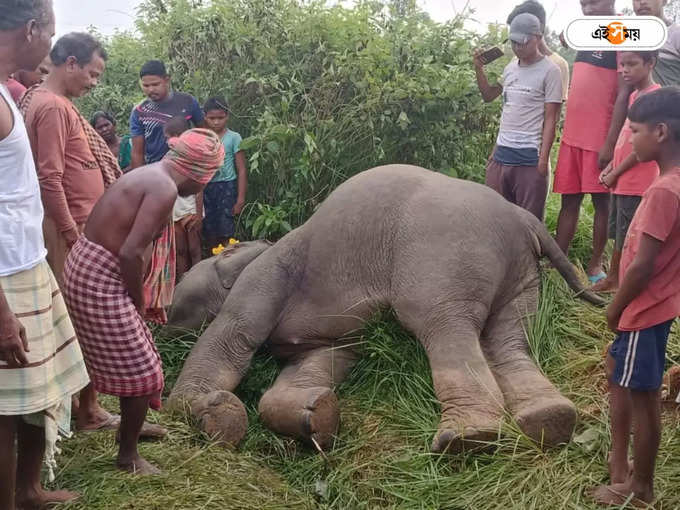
[61,129,224,474]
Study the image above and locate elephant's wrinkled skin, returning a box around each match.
[168,165,604,453]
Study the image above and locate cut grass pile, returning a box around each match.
[54,194,680,509]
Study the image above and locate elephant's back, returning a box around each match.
[306,165,526,238]
[293,165,534,294]
[261,165,537,338]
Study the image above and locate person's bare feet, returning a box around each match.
[117,454,161,475]
[590,483,653,508]
[16,488,79,509]
[591,276,618,293]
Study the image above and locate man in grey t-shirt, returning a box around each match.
[473,12,562,220]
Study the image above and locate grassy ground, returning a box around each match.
[53,193,680,510]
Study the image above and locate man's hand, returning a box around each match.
[232,200,245,216]
[537,159,549,177]
[0,311,29,367]
[185,214,202,232]
[606,304,622,333]
[64,227,80,249]
[472,48,486,70]
[598,143,615,170]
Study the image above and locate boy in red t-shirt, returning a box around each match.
[594,51,660,292]
[592,87,680,507]
[553,0,630,284]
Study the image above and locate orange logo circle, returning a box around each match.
[607,22,627,45]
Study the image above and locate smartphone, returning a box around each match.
[478,46,504,65]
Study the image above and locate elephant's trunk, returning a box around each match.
[526,212,606,307]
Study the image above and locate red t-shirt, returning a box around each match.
[612,84,661,196]
[23,88,105,234]
[561,51,619,152]
[618,168,680,331]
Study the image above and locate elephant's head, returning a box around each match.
[167,240,272,330]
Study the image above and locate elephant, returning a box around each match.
[167,165,604,454]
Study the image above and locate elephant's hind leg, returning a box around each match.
[396,298,506,454]
[422,324,506,454]
[258,345,358,450]
[481,290,577,448]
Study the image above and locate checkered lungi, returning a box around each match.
[62,236,163,408]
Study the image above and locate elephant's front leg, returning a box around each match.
[421,323,506,454]
[481,290,577,448]
[258,345,358,450]
[168,312,262,446]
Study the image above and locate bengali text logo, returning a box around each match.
[565,16,666,51]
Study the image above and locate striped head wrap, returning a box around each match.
[164,128,225,184]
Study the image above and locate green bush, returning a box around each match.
[78,0,504,239]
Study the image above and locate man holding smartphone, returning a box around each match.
[473,12,562,220]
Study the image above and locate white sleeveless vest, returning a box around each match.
[0,83,46,276]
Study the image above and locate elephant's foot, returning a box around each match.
[259,386,339,450]
[303,388,339,450]
[431,416,501,454]
[191,390,249,446]
[513,396,576,448]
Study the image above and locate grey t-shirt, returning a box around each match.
[496,57,563,151]
[654,23,680,87]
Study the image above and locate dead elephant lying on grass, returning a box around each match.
[167,165,604,454]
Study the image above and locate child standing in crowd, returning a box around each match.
[165,117,203,280]
[592,87,680,508]
[595,51,660,292]
[553,0,630,285]
[202,96,247,250]
[91,111,133,173]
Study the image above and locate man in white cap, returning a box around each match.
[473,11,562,221]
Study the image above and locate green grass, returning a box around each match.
[52,193,680,509]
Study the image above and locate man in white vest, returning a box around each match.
[0,1,90,508]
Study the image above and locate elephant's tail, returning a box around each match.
[525,212,606,307]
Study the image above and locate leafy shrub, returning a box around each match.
[78,0,504,240]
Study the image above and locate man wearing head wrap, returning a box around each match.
[61,128,224,475]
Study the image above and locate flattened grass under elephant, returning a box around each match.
[167,165,604,454]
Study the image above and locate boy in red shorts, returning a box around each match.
[553,0,632,283]
[592,87,680,507]
[595,51,660,292]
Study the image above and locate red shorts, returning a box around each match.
[553,143,608,195]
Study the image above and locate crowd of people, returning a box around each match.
[2,0,680,507]
[0,0,235,507]
[475,0,680,506]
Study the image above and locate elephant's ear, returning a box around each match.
[214,241,271,289]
